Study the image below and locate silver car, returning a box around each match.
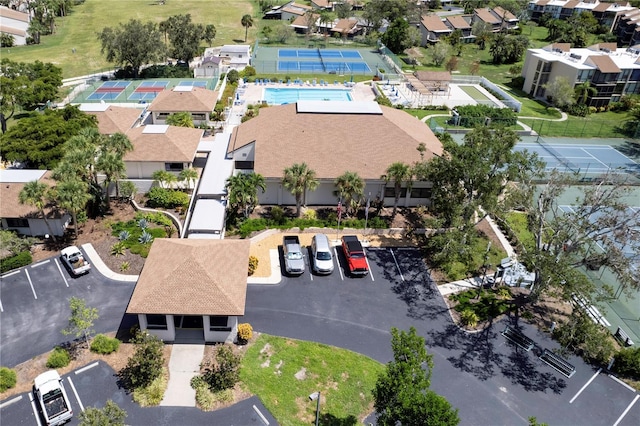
[311,234,334,274]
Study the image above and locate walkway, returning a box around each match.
[161,344,205,407]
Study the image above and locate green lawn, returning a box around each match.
[460,85,491,101]
[521,111,633,138]
[2,0,254,78]
[240,334,383,425]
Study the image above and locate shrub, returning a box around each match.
[146,187,189,209]
[0,251,32,273]
[0,367,17,392]
[613,347,640,380]
[111,242,126,257]
[122,330,164,389]
[460,309,479,328]
[138,231,154,244]
[120,261,130,272]
[118,230,131,241]
[237,323,253,343]
[270,206,286,225]
[192,377,216,410]
[90,334,121,354]
[248,256,259,276]
[202,345,241,392]
[303,209,317,220]
[137,218,148,229]
[227,69,239,84]
[132,372,167,406]
[47,347,71,368]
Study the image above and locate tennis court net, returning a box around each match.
[536,137,579,173]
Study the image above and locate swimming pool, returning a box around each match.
[263,88,352,104]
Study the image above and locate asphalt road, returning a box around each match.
[0,251,135,368]
[244,246,640,426]
[2,246,638,425]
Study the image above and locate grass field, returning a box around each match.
[240,334,383,425]
[2,0,255,78]
[460,85,491,101]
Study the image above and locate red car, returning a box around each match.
[341,235,369,276]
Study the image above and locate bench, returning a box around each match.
[615,327,635,347]
[539,349,576,378]
[501,326,535,351]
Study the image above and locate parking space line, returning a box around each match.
[0,298,3,313]
[67,377,84,412]
[608,374,637,393]
[1,270,21,278]
[24,269,37,300]
[0,395,22,409]
[54,258,69,287]
[253,404,270,425]
[75,362,99,374]
[30,260,50,268]
[570,368,601,403]
[613,394,639,426]
[389,249,405,282]
[334,248,344,281]
[365,255,374,281]
[28,392,43,426]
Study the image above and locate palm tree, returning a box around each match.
[56,178,91,239]
[96,151,126,210]
[179,167,199,192]
[318,11,332,42]
[19,180,57,242]
[574,81,597,105]
[241,14,253,42]
[165,112,194,128]
[334,171,364,216]
[104,132,134,158]
[225,172,266,218]
[152,170,178,189]
[282,163,319,218]
[382,162,413,217]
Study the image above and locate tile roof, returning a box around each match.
[446,15,471,29]
[421,15,451,32]
[126,239,250,315]
[0,171,62,219]
[124,126,203,162]
[0,6,29,22]
[587,55,622,73]
[414,71,452,81]
[492,6,517,21]
[228,102,443,180]
[475,8,501,24]
[563,0,580,9]
[148,88,218,113]
[89,106,141,135]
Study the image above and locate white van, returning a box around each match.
[311,234,334,274]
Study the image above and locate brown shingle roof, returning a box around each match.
[593,2,611,12]
[475,8,500,24]
[126,239,250,315]
[228,103,443,180]
[124,126,202,162]
[333,18,358,33]
[587,55,622,73]
[148,88,218,113]
[446,15,471,29]
[89,106,141,135]
[563,0,580,9]
[492,6,517,21]
[0,6,29,22]
[0,171,61,219]
[421,15,450,32]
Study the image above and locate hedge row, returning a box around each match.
[0,251,32,274]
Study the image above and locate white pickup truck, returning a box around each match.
[34,370,73,426]
[60,246,91,276]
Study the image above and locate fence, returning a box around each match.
[451,75,522,112]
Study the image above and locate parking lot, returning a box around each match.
[0,361,277,425]
[0,249,135,368]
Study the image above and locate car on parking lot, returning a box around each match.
[341,235,369,276]
[34,370,73,426]
[60,246,90,276]
[311,233,334,274]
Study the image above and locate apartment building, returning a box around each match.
[522,43,640,108]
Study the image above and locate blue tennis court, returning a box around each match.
[137,81,169,88]
[86,91,124,101]
[100,81,130,88]
[127,92,158,101]
[177,81,208,87]
[514,142,640,174]
[278,61,371,73]
[278,49,362,59]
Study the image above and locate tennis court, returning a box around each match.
[127,80,169,101]
[86,81,131,101]
[277,61,371,73]
[278,48,363,59]
[514,140,640,175]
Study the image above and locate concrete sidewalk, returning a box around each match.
[160,344,205,407]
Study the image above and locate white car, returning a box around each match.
[60,246,91,276]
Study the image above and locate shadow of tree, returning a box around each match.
[501,349,567,394]
[429,323,502,381]
[319,413,358,426]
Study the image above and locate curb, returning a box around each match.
[81,243,138,282]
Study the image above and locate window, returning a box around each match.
[5,218,29,227]
[209,316,231,331]
[410,187,432,199]
[165,162,184,172]
[234,160,254,170]
[157,113,170,120]
[384,187,407,198]
[192,113,206,121]
[146,314,168,330]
